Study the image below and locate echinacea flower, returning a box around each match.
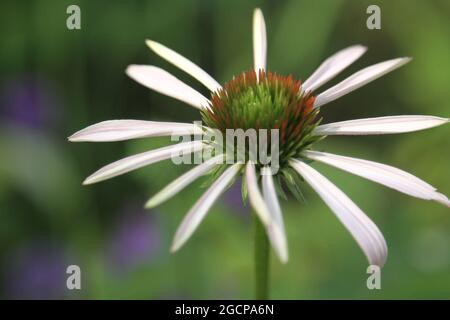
[69,8,449,268]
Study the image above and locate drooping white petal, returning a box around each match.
[145,154,224,208]
[83,140,205,185]
[303,150,450,207]
[261,167,288,263]
[313,115,449,136]
[126,65,210,109]
[171,163,242,252]
[245,162,271,225]
[146,40,222,93]
[290,159,387,267]
[314,57,411,108]
[302,45,367,92]
[253,8,267,74]
[68,120,202,142]
[246,162,287,262]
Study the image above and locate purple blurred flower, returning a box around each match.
[223,178,250,215]
[107,204,161,273]
[4,243,67,299]
[0,77,59,129]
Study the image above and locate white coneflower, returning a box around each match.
[69,8,449,277]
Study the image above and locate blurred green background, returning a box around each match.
[0,0,449,299]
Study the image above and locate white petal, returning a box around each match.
[314,57,411,108]
[261,167,288,263]
[146,40,222,93]
[313,115,449,136]
[290,159,387,267]
[171,163,242,252]
[246,162,271,225]
[68,120,202,142]
[126,65,210,109]
[83,140,205,185]
[302,45,367,92]
[253,8,267,74]
[246,162,287,263]
[145,154,224,208]
[303,150,450,207]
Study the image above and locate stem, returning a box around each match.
[253,213,269,300]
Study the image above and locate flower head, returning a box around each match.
[69,8,449,267]
[202,70,319,166]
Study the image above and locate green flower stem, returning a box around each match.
[254,213,270,300]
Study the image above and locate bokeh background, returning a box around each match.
[1,0,449,299]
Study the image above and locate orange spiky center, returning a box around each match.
[201,70,322,163]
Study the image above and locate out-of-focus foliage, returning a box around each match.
[0,0,449,299]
